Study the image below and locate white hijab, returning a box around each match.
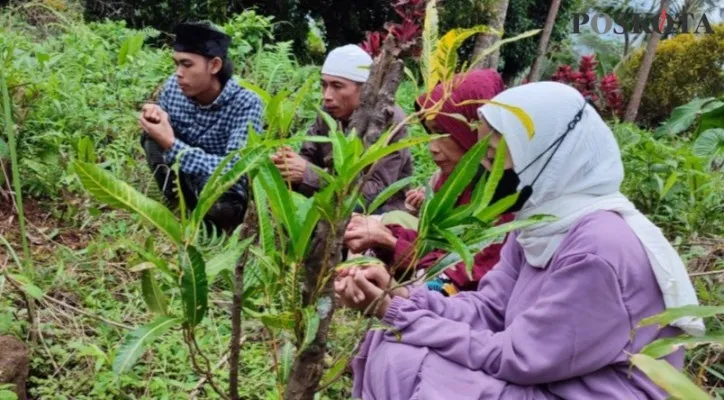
[478,82,704,336]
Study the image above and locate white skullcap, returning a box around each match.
[321,45,373,83]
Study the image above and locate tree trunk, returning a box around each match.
[527,0,562,82]
[623,31,630,57]
[624,0,668,123]
[283,34,407,400]
[283,219,345,400]
[471,0,510,70]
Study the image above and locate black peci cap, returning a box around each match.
[172,22,231,58]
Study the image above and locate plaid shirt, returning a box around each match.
[159,76,263,194]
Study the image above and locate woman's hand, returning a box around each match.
[344,215,397,253]
[334,264,409,318]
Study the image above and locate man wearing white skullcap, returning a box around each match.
[272,45,413,213]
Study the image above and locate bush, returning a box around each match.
[613,122,724,241]
[617,24,724,127]
[1,14,171,197]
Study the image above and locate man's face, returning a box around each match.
[173,52,221,98]
[321,74,362,121]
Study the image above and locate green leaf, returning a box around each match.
[660,171,678,199]
[0,137,8,159]
[629,354,710,400]
[280,342,294,384]
[180,246,208,327]
[421,0,439,91]
[260,312,296,330]
[73,161,183,245]
[249,246,281,284]
[113,316,182,375]
[191,146,267,233]
[257,160,300,240]
[638,306,724,329]
[350,135,440,181]
[253,178,275,254]
[696,102,724,135]
[8,274,43,300]
[76,136,96,163]
[435,227,473,278]
[117,34,144,66]
[640,333,724,359]
[301,306,320,351]
[330,130,348,177]
[291,193,320,260]
[655,97,719,137]
[238,79,271,104]
[425,139,488,224]
[320,356,350,387]
[141,270,168,316]
[464,215,556,248]
[469,29,542,76]
[423,251,462,281]
[206,236,254,283]
[127,244,174,278]
[475,192,520,223]
[0,389,18,400]
[693,128,724,164]
[367,176,414,215]
[430,25,492,88]
[318,108,340,137]
[478,139,508,211]
[278,135,333,145]
[335,256,384,271]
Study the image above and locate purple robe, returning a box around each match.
[352,211,683,399]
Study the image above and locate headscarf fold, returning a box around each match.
[478,81,705,336]
[416,69,504,203]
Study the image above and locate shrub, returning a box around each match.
[617,24,724,127]
[1,14,171,197]
[551,54,625,119]
[613,122,724,241]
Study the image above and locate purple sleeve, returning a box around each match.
[401,254,518,332]
[382,253,632,385]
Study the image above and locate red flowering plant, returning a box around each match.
[361,0,425,57]
[551,55,625,119]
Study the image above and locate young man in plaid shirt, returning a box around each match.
[139,22,263,232]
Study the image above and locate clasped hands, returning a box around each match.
[334,263,409,319]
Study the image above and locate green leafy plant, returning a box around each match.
[631,306,724,400]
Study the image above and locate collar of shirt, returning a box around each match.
[194,79,240,111]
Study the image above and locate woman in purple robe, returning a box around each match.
[335,81,704,400]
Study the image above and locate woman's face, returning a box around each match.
[425,120,467,176]
[477,118,514,171]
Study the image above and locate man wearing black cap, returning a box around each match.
[139,22,262,233]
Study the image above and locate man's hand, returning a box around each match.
[139,104,175,150]
[344,215,397,254]
[271,146,308,184]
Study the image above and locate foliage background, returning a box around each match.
[618,25,724,127]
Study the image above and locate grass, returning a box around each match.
[0,203,358,399]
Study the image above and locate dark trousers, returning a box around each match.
[141,135,248,233]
